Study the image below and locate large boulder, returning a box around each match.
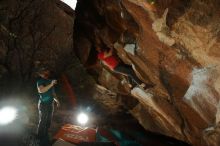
[74,0,220,145]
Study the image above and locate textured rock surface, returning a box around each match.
[74,0,220,146]
[1,0,220,145]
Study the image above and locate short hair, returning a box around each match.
[37,67,49,75]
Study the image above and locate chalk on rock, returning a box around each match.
[131,87,153,99]
[113,42,123,49]
[152,8,175,46]
[124,44,136,55]
[156,32,175,46]
[152,8,169,32]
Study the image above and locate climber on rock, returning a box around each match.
[96,46,146,89]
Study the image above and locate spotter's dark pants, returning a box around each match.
[37,101,54,146]
[114,64,142,85]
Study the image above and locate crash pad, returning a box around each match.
[54,124,96,144]
[53,139,77,146]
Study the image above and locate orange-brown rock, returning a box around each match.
[74,0,220,145]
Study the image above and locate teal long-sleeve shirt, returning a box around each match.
[37,78,55,104]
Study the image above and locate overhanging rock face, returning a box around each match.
[74,0,220,146]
